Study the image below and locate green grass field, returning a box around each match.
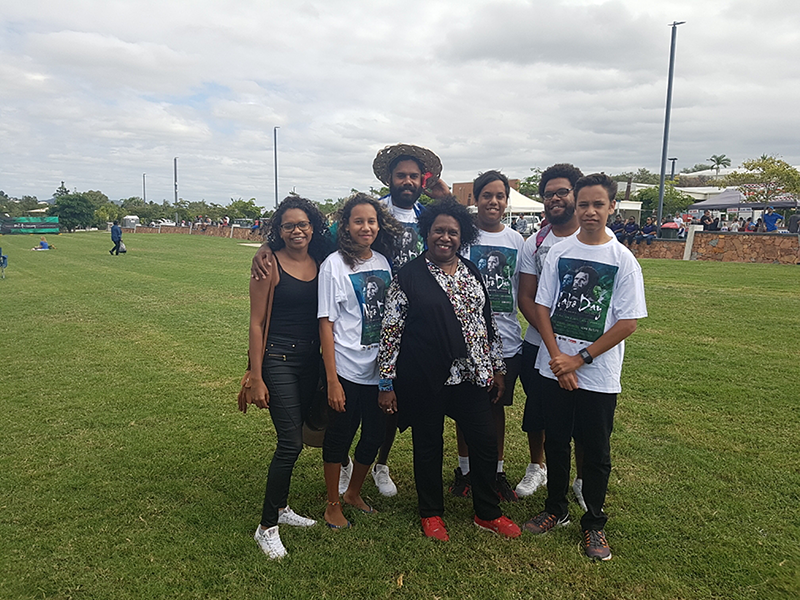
[1,232,798,600]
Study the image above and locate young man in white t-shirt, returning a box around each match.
[524,173,647,562]
[517,163,587,504]
[450,170,525,502]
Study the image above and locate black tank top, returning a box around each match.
[268,255,319,342]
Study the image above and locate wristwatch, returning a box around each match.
[579,348,593,365]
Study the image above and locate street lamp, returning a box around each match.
[657,21,685,234]
[273,126,280,209]
[668,158,678,181]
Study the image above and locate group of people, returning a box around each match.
[240,144,647,563]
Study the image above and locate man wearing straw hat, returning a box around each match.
[365,143,451,497]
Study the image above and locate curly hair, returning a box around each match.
[336,193,404,269]
[417,196,479,249]
[538,163,584,198]
[267,196,334,264]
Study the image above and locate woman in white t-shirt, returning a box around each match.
[318,193,404,528]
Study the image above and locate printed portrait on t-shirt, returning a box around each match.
[552,258,618,342]
[394,225,420,269]
[349,270,392,345]
[469,245,517,313]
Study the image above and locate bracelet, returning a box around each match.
[378,378,394,392]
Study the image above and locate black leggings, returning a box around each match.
[322,377,386,466]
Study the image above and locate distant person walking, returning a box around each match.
[110,221,122,255]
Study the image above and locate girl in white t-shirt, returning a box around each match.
[318,193,403,528]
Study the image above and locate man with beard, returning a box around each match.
[515,164,588,510]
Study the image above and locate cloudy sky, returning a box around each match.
[2,0,798,208]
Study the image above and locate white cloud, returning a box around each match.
[1,0,799,205]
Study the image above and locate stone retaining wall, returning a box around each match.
[691,232,799,264]
[626,239,685,260]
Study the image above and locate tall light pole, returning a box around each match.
[173,157,178,205]
[142,173,146,202]
[273,126,280,208]
[657,21,685,234]
[668,157,678,181]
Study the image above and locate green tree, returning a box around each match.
[48,193,95,232]
[719,156,800,203]
[226,198,262,220]
[54,181,69,198]
[633,182,695,217]
[612,168,660,185]
[707,154,731,177]
[681,163,712,174]
[518,168,543,198]
[94,202,122,226]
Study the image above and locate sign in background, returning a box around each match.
[0,217,60,235]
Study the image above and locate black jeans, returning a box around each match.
[259,336,320,528]
[110,240,121,254]
[409,382,500,521]
[540,375,616,531]
[322,377,386,466]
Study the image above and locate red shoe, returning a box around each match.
[473,515,521,538]
[421,516,449,541]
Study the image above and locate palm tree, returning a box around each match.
[708,154,732,177]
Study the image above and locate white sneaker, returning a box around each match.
[515,463,547,497]
[573,478,587,511]
[254,525,287,560]
[371,463,398,497]
[338,456,353,495]
[278,505,316,527]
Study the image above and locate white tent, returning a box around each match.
[506,189,544,215]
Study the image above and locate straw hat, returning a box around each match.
[372,143,442,187]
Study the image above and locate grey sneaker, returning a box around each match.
[572,478,587,511]
[515,463,547,497]
[338,457,353,495]
[583,528,612,561]
[523,511,570,534]
[371,463,398,497]
[254,525,287,559]
[278,506,316,527]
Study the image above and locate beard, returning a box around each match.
[390,182,423,208]
[545,202,575,226]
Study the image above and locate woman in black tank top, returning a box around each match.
[244,197,332,559]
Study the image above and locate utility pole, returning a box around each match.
[142,173,146,202]
[174,157,178,205]
[657,21,685,234]
[274,126,280,208]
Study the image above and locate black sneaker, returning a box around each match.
[523,511,570,534]
[448,467,471,497]
[494,472,519,502]
[583,529,612,561]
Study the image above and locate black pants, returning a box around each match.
[540,375,616,531]
[259,336,320,528]
[110,240,121,254]
[409,382,500,521]
[322,377,386,466]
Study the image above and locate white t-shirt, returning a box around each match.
[535,235,647,394]
[461,226,524,358]
[381,195,424,272]
[518,228,579,347]
[318,251,393,385]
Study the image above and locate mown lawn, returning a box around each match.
[1,232,798,599]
